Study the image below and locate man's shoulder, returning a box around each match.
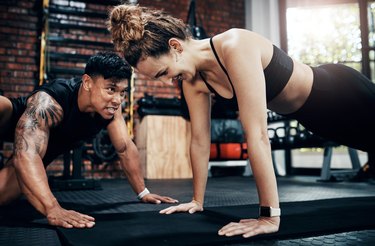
[36,78,80,97]
[34,77,81,110]
[40,77,81,92]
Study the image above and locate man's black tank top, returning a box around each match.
[8,78,113,165]
[201,37,294,110]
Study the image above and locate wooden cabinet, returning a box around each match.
[136,115,192,179]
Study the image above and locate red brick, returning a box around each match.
[15,57,34,63]
[6,63,26,70]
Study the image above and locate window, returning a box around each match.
[287,2,361,70]
[279,0,368,171]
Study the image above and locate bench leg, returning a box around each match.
[320,146,333,181]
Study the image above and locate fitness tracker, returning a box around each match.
[259,206,281,217]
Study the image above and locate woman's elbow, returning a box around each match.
[245,129,270,147]
[191,133,210,150]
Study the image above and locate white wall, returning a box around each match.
[245,0,281,46]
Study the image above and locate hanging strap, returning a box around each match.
[186,0,197,26]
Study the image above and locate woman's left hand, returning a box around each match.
[141,193,179,204]
[218,217,280,238]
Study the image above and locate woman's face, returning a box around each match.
[136,48,196,86]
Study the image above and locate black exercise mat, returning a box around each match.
[57,196,375,246]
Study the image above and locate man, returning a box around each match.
[0,52,177,228]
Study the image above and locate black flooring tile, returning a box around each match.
[0,175,374,245]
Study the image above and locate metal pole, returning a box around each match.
[39,0,49,85]
[127,69,135,138]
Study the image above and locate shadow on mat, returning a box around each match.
[0,199,42,221]
[0,199,140,227]
[58,201,140,213]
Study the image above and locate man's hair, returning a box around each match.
[84,52,132,81]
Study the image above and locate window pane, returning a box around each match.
[368,1,375,47]
[287,3,361,69]
[368,1,375,82]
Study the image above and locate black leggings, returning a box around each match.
[283,63,375,152]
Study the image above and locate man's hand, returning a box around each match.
[46,203,95,229]
[141,193,178,204]
[159,200,203,214]
[218,216,280,238]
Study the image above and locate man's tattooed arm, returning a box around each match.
[12,92,96,228]
[13,91,63,215]
[15,92,62,152]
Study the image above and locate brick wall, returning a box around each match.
[139,0,244,37]
[0,0,245,178]
[0,0,39,98]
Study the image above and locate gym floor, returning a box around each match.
[0,174,374,245]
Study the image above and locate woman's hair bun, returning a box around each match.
[108,5,145,52]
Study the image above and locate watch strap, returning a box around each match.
[259,206,281,217]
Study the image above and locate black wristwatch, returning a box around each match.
[259,206,281,217]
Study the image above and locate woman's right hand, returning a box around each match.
[159,200,203,214]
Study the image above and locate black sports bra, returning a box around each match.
[264,45,294,101]
[201,37,294,105]
[200,38,238,111]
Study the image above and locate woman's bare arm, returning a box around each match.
[217,29,280,238]
[160,78,211,214]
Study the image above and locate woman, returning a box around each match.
[108,4,375,238]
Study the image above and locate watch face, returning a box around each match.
[260,206,271,217]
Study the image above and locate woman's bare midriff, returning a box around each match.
[267,60,314,114]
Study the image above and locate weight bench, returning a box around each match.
[319,146,361,181]
[267,112,363,180]
[49,143,101,191]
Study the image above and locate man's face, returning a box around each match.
[88,75,128,119]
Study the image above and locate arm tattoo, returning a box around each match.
[24,92,63,129]
[15,92,63,154]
